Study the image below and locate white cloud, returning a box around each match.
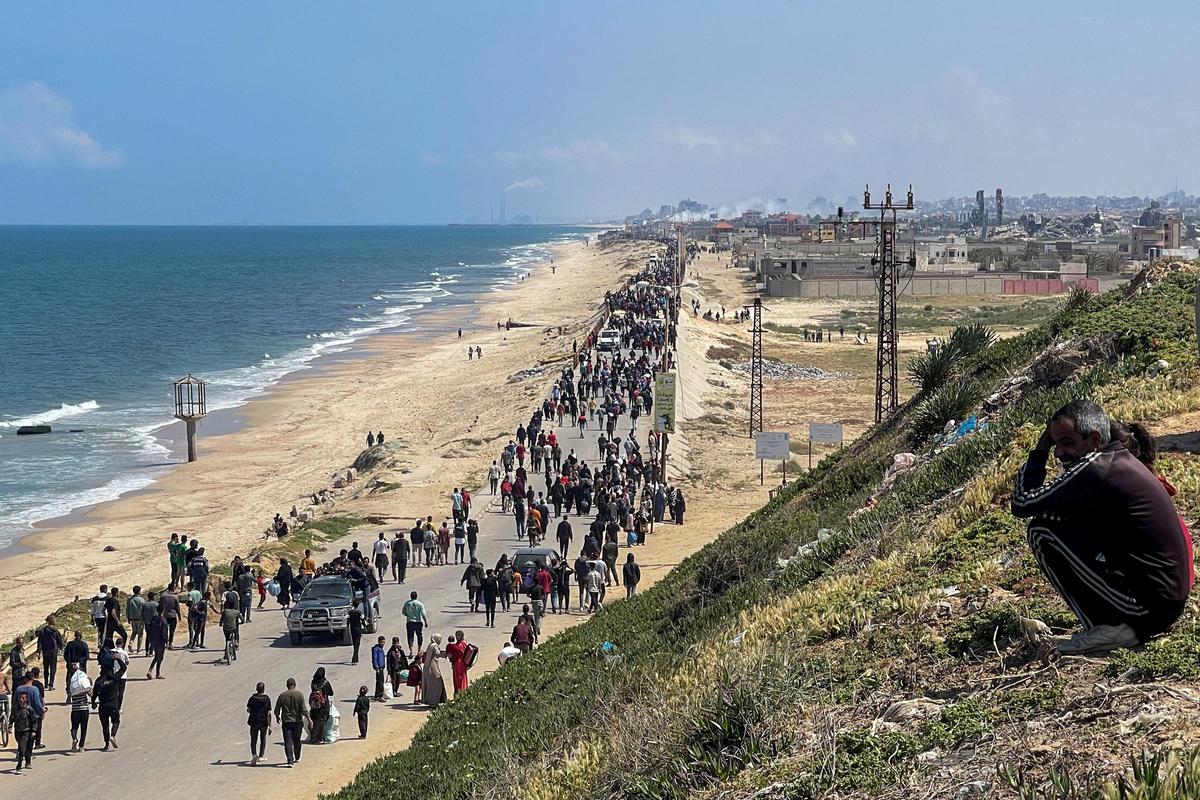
[420,151,444,166]
[824,129,859,151]
[505,177,543,192]
[652,123,719,149]
[0,82,121,169]
[540,139,626,169]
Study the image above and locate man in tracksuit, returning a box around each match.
[1012,400,1190,655]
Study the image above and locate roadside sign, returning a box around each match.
[754,431,790,461]
[654,371,676,433]
[809,422,843,445]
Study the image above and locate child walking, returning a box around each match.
[353,685,370,739]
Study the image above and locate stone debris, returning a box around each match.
[509,365,552,383]
[732,361,843,380]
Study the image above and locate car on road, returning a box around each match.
[598,329,621,352]
[512,546,560,594]
[286,574,381,645]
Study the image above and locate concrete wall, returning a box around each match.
[766,275,1006,298]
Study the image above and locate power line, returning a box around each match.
[863,183,915,423]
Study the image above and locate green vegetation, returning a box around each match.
[329,264,1200,800]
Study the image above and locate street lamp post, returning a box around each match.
[173,373,208,463]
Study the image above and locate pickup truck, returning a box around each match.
[286,574,381,645]
[597,329,621,352]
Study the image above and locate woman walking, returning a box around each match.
[308,667,333,743]
[275,559,294,610]
[420,634,447,709]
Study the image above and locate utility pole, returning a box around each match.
[863,184,915,423]
[749,297,763,436]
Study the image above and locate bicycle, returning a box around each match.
[0,696,8,747]
[223,631,238,665]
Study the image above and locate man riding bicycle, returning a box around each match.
[220,599,240,663]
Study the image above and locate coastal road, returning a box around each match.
[10,349,665,798]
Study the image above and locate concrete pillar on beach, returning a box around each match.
[173,373,208,463]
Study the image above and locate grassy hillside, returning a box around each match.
[330,264,1200,800]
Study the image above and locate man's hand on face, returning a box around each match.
[1035,423,1055,454]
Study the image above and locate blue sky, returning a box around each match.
[2,1,1198,223]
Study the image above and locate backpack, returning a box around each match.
[463,642,479,670]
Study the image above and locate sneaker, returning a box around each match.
[111,737,118,749]
[251,755,258,766]
[1058,623,1139,655]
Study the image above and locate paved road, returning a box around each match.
[8,351,661,797]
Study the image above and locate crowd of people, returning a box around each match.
[1,243,689,773]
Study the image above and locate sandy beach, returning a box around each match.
[0,237,657,646]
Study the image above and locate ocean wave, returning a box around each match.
[0,472,163,536]
[0,400,100,429]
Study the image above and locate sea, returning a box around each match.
[0,224,589,548]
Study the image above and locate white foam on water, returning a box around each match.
[0,472,163,536]
[0,400,100,429]
[0,230,580,542]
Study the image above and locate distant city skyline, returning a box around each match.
[3,1,1199,225]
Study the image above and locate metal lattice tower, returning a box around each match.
[864,184,915,423]
[749,297,763,436]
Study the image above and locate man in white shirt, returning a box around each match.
[111,638,130,708]
[372,533,390,583]
[497,641,522,665]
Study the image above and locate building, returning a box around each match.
[765,213,804,237]
[916,235,971,272]
[1130,217,1182,259]
[710,220,735,246]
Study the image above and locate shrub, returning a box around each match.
[948,321,997,357]
[908,377,986,445]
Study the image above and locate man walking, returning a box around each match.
[392,532,409,584]
[126,586,147,654]
[623,553,642,598]
[386,637,408,696]
[347,605,364,665]
[1012,400,1191,655]
[63,630,89,696]
[402,591,428,654]
[371,636,387,700]
[246,682,272,766]
[90,585,109,645]
[372,532,390,584]
[36,616,64,691]
[274,677,310,766]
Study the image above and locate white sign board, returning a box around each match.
[754,431,790,461]
[809,422,844,445]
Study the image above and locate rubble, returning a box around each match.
[732,361,843,380]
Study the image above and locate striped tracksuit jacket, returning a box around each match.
[1011,442,1189,639]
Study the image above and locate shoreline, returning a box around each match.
[0,237,652,645]
[14,237,565,545]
